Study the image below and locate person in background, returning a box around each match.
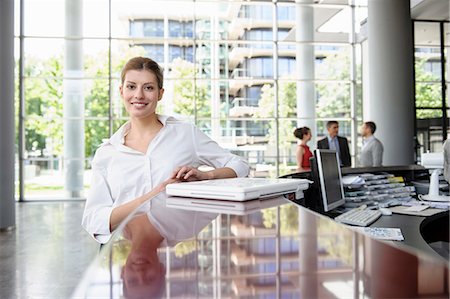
[359,121,384,167]
[82,56,250,244]
[317,121,351,167]
[294,127,313,171]
[443,138,450,183]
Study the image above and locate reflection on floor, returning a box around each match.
[0,201,99,299]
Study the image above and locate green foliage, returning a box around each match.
[256,82,297,171]
[261,204,299,235]
[20,45,148,160]
[170,58,210,118]
[23,56,63,155]
[316,51,351,118]
[415,58,442,119]
[174,239,198,257]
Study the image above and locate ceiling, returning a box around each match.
[411,0,449,21]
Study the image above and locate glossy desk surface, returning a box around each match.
[74,200,449,299]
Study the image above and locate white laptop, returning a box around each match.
[166,195,288,215]
[165,177,311,201]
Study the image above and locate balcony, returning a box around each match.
[229,68,273,96]
[229,97,260,117]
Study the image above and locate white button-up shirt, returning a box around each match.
[82,115,249,244]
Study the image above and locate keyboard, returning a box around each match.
[334,205,382,227]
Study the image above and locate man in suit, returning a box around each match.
[359,121,384,167]
[317,121,351,167]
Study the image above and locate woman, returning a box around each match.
[82,57,249,243]
[294,127,313,170]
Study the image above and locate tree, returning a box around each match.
[415,58,442,119]
[170,58,210,118]
[315,51,351,119]
[255,81,297,175]
[23,56,64,156]
[20,45,147,161]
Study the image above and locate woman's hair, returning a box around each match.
[294,127,310,140]
[121,57,164,89]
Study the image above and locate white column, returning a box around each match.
[64,0,85,198]
[296,0,316,149]
[0,0,15,229]
[298,208,318,297]
[367,0,414,165]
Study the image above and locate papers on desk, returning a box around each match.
[390,205,445,217]
[354,227,405,241]
[342,175,365,187]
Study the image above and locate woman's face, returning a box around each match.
[120,69,164,120]
[304,131,312,142]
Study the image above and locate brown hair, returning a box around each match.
[326,120,339,128]
[294,127,311,140]
[364,121,377,134]
[120,57,164,89]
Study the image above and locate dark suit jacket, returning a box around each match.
[317,136,351,167]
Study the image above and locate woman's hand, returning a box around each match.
[171,166,211,182]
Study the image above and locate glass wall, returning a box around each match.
[413,20,450,159]
[15,0,367,200]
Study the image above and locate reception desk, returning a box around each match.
[282,165,449,261]
[73,199,449,298]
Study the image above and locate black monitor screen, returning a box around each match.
[315,149,345,212]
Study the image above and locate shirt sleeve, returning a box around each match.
[192,126,250,178]
[372,140,384,166]
[81,158,114,244]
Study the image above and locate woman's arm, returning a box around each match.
[296,146,305,169]
[171,166,237,181]
[109,178,177,232]
[192,126,250,178]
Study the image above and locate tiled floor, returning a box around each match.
[0,202,99,299]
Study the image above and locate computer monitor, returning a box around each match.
[315,149,345,212]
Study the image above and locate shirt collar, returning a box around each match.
[327,135,337,143]
[107,114,174,147]
[363,135,375,144]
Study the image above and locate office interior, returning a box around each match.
[0,0,449,298]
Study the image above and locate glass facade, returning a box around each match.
[15,0,369,200]
[413,20,450,157]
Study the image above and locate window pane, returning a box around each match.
[83,39,110,75]
[23,0,64,36]
[111,0,194,38]
[85,120,110,159]
[415,83,442,108]
[24,39,65,74]
[315,46,351,80]
[414,22,441,48]
[278,119,299,177]
[84,79,110,118]
[316,83,351,118]
[111,78,127,119]
[416,109,443,119]
[83,0,109,37]
[24,78,63,117]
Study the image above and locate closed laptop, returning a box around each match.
[165,177,311,201]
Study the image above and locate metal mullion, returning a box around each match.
[412,20,418,162]
[273,1,279,178]
[18,0,25,202]
[108,0,113,136]
[440,22,447,141]
[349,0,357,166]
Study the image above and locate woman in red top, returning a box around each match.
[294,127,313,170]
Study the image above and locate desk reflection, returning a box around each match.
[121,215,165,298]
[74,201,449,299]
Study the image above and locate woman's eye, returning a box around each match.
[144,86,153,91]
[126,85,135,90]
